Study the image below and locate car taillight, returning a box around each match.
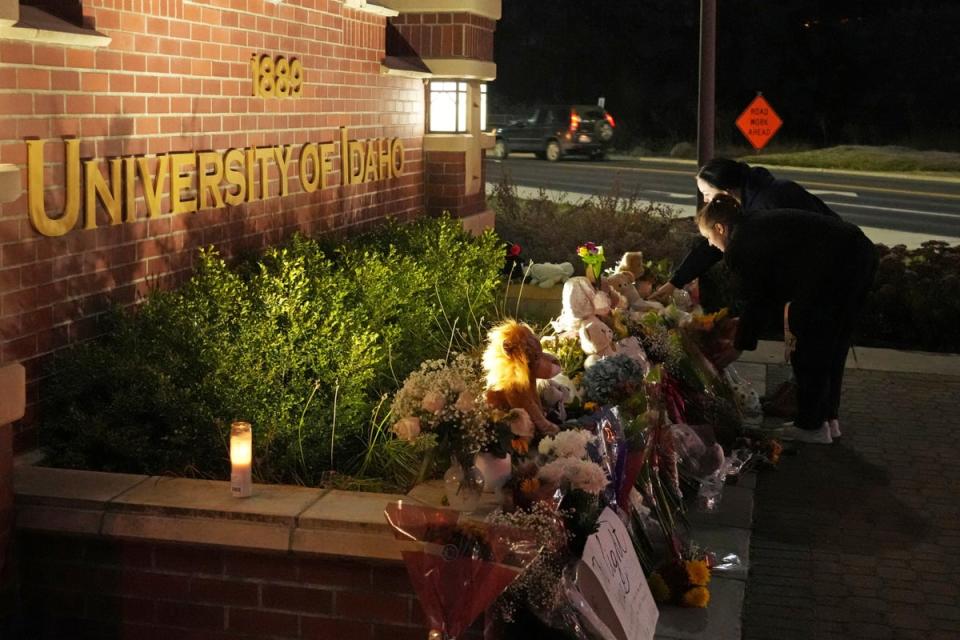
[605,113,616,128]
[569,112,581,132]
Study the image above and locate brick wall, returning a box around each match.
[0,0,427,450]
[425,149,486,218]
[390,13,495,61]
[13,531,483,640]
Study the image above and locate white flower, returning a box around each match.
[454,390,475,413]
[392,416,421,441]
[420,390,446,414]
[550,429,595,460]
[566,458,608,494]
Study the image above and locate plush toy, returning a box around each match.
[526,261,575,288]
[617,251,656,299]
[618,251,645,279]
[483,320,561,435]
[616,335,650,373]
[603,271,643,310]
[537,378,570,425]
[551,276,612,334]
[579,317,617,368]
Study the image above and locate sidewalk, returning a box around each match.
[658,341,960,640]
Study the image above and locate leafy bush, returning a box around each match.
[490,178,695,278]
[41,216,506,486]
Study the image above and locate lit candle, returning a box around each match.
[230,421,253,498]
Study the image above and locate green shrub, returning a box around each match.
[490,178,695,279]
[41,215,506,486]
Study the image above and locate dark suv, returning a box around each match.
[492,105,615,161]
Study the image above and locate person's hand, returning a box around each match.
[649,282,676,302]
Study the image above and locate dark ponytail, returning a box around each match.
[697,158,750,192]
[697,193,743,229]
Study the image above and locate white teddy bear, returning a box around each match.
[526,261,575,288]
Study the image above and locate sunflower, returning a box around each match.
[681,586,710,608]
[647,572,671,603]
[685,559,711,586]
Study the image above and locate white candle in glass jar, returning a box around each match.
[230,421,253,498]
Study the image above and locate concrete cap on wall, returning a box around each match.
[0,364,25,426]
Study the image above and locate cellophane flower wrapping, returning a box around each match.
[384,501,541,638]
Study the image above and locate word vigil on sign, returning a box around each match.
[26,127,405,238]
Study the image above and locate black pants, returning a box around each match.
[790,244,878,430]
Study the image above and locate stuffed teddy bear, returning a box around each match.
[526,261,575,288]
[603,271,643,311]
[551,276,612,335]
[483,320,561,435]
[579,317,617,368]
[537,378,570,425]
[618,251,656,299]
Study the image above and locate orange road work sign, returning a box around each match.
[736,94,782,150]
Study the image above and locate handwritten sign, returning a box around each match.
[578,507,658,640]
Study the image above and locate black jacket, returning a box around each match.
[723,209,876,351]
[669,167,838,287]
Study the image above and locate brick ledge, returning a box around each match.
[14,466,418,560]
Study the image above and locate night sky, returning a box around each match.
[492,0,960,151]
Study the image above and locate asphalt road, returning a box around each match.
[485,155,960,240]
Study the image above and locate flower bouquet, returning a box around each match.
[384,501,542,639]
[577,242,605,286]
[647,550,712,608]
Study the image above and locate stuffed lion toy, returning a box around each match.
[483,320,561,435]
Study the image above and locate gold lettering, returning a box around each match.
[273,144,292,196]
[197,151,225,210]
[224,148,246,205]
[137,155,169,218]
[84,157,123,229]
[378,138,392,180]
[298,143,320,193]
[27,138,80,237]
[340,127,350,186]
[169,152,197,215]
[348,141,365,185]
[391,138,405,176]
[124,157,136,221]
[319,143,336,189]
[255,146,272,199]
[245,147,256,201]
[363,140,379,182]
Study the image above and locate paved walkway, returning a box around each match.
[743,364,960,639]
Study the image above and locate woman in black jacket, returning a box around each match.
[696,194,877,443]
[654,158,837,299]
[651,159,840,421]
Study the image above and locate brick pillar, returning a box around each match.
[0,364,26,603]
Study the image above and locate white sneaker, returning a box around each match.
[780,422,833,444]
[829,419,841,438]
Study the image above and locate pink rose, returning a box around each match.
[454,391,475,413]
[391,417,421,441]
[420,391,446,414]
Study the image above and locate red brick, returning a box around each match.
[154,546,224,575]
[80,72,109,92]
[227,607,299,637]
[34,45,65,67]
[155,601,225,631]
[1,42,32,64]
[221,551,298,582]
[262,584,333,615]
[189,577,259,607]
[301,616,374,640]
[51,70,80,91]
[335,591,411,624]
[65,48,96,68]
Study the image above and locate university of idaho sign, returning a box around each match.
[27,127,405,237]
